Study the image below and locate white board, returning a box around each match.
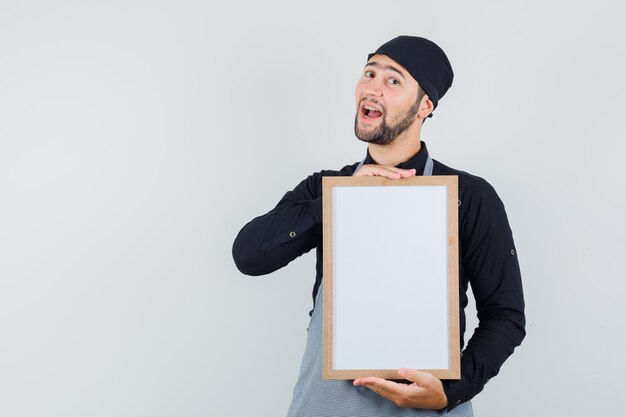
[322,176,460,380]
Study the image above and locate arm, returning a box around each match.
[356,179,525,410]
[441,179,526,409]
[232,173,324,276]
[232,164,416,276]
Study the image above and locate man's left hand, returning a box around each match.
[353,368,448,410]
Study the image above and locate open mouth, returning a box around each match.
[360,102,383,119]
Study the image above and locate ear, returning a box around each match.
[418,95,434,119]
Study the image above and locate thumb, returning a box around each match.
[398,368,431,385]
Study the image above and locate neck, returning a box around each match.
[367,124,422,166]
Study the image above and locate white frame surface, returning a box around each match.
[322,176,460,380]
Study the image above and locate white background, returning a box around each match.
[1,1,624,416]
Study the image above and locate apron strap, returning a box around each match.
[423,155,433,176]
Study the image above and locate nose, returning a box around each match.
[362,78,383,97]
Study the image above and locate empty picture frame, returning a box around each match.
[322,175,460,380]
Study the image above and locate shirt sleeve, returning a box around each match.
[442,179,526,410]
[232,172,324,276]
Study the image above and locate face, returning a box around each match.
[354,54,423,145]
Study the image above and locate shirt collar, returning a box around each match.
[362,141,430,174]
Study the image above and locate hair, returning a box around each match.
[416,86,426,106]
[416,86,429,124]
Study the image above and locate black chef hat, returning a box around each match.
[368,36,454,117]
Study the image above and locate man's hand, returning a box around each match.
[353,368,448,410]
[353,164,416,179]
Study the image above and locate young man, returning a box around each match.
[232,36,525,416]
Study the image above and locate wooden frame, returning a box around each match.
[322,176,460,380]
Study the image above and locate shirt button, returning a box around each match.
[289,231,297,238]
[511,249,516,255]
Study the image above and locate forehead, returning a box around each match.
[365,54,415,83]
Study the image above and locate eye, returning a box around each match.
[364,70,375,78]
[387,78,400,86]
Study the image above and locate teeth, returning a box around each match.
[364,105,380,112]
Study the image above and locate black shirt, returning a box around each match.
[232,142,525,411]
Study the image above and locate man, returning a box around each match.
[232,36,525,416]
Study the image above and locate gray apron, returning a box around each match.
[286,156,473,417]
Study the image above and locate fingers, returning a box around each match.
[354,164,416,179]
[353,377,409,405]
[353,376,386,387]
[398,367,432,386]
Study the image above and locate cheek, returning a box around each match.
[355,85,365,109]
[355,83,364,99]
[394,94,417,112]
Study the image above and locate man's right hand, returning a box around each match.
[353,164,417,179]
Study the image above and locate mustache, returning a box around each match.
[359,97,386,113]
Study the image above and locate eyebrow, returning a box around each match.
[364,61,406,80]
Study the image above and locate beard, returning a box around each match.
[354,100,421,145]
